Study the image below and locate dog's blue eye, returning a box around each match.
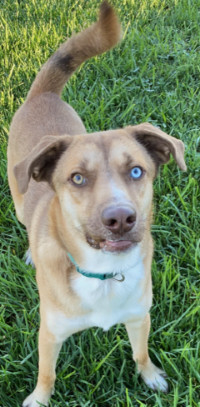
[130,167,143,179]
[72,174,86,185]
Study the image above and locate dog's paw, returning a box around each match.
[140,362,168,393]
[22,389,50,407]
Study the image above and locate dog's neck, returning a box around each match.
[66,251,125,281]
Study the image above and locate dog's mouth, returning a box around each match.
[86,235,137,252]
[100,239,134,252]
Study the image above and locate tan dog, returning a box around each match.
[7,2,186,406]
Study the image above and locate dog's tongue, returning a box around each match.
[99,240,133,252]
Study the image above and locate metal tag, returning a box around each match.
[113,273,125,282]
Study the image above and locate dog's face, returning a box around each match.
[52,130,155,253]
[14,123,186,254]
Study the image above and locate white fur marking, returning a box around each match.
[141,365,168,392]
[80,244,144,275]
[47,249,151,341]
[110,182,127,202]
[24,247,35,267]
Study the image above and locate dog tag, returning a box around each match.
[113,273,125,282]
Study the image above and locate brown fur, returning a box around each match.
[7,2,186,406]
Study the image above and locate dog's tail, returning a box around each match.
[27,2,121,101]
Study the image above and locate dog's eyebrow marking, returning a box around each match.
[73,153,99,173]
[75,158,90,172]
[122,152,135,168]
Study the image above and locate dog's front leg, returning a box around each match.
[23,321,62,407]
[125,313,168,392]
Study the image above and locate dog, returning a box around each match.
[7,2,186,406]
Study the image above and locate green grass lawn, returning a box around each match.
[0,0,200,406]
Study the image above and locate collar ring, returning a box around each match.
[113,274,125,282]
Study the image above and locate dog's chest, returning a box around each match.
[73,261,148,329]
[47,260,151,341]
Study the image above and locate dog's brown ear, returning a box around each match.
[125,123,187,172]
[14,135,72,194]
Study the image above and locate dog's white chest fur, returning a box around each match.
[47,248,151,342]
[74,262,147,329]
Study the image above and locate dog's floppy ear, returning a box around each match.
[14,135,72,194]
[125,123,187,172]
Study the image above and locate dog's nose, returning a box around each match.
[101,205,136,234]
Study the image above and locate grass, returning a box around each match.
[0,0,200,406]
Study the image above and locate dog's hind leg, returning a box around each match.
[24,248,35,267]
[125,313,168,392]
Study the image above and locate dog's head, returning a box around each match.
[14,123,186,255]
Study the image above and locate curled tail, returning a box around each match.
[27,1,121,101]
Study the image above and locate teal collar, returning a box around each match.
[67,252,125,281]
